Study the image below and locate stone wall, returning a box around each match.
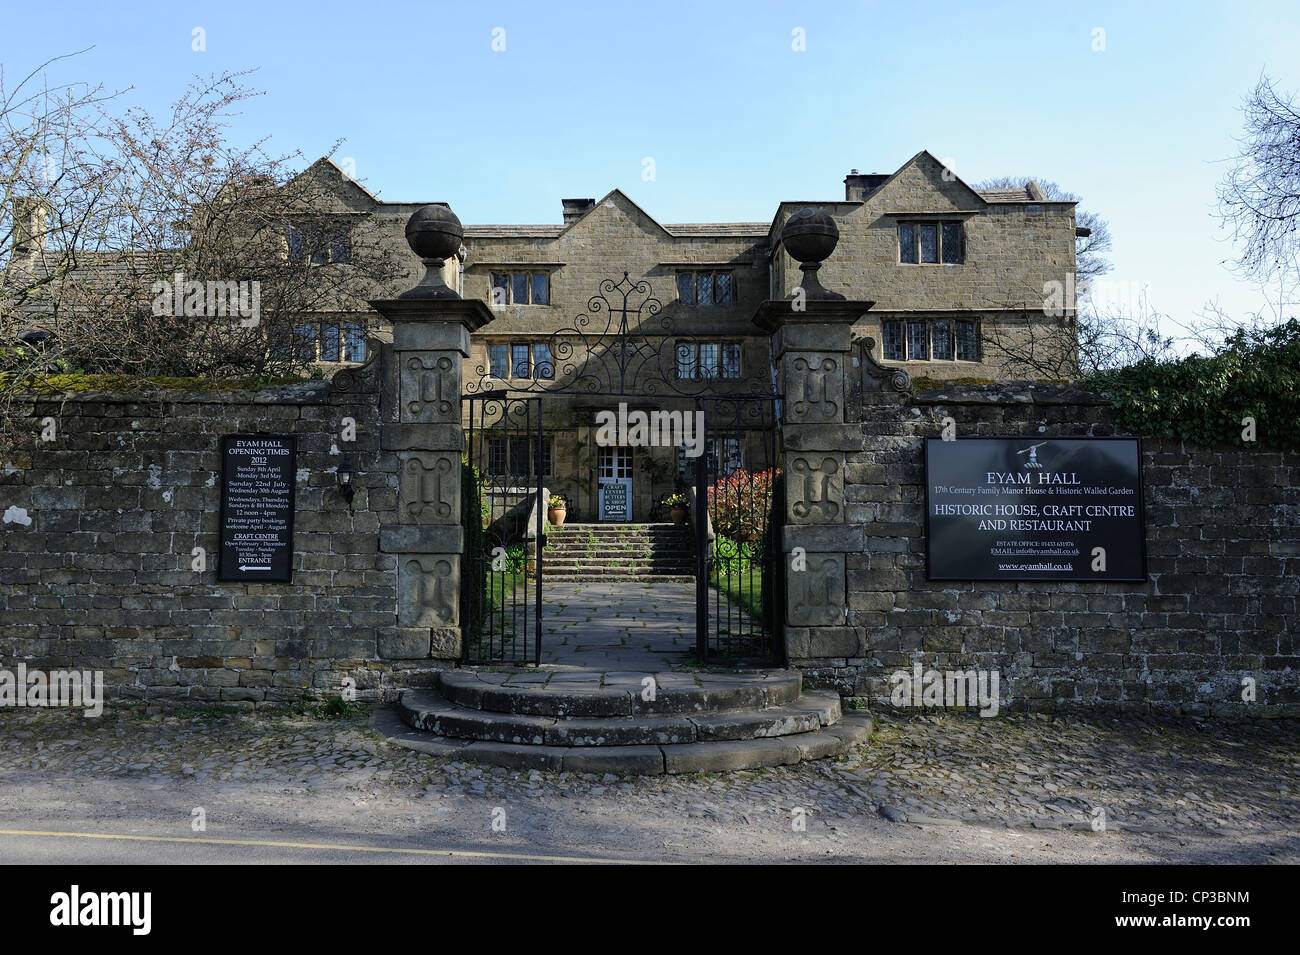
[787,376,1298,717]
[0,372,446,706]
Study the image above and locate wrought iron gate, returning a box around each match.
[694,396,783,663]
[461,393,545,665]
[456,272,785,667]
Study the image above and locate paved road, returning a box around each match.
[0,705,1295,864]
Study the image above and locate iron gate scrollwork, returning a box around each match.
[461,393,545,665]
[465,271,746,399]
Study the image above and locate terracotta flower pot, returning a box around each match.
[670,506,688,525]
[548,507,566,526]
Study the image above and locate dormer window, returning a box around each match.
[288,222,351,265]
[676,270,734,306]
[898,221,963,264]
[490,271,550,305]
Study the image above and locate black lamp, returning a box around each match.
[337,455,355,508]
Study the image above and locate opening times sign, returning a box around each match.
[924,437,1146,581]
[218,434,297,582]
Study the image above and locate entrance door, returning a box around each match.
[597,446,633,522]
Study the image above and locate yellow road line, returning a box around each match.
[0,828,673,864]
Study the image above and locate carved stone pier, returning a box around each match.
[371,204,492,661]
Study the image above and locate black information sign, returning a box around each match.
[924,436,1145,581]
[217,434,297,582]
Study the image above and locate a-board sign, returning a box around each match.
[217,434,297,582]
[598,479,631,522]
[924,437,1145,581]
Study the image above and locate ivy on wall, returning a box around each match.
[1083,319,1300,451]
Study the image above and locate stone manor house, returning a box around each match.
[272,150,1077,521]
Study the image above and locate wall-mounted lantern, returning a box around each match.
[337,455,356,508]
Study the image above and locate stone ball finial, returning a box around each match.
[780,208,845,301]
[405,203,464,262]
[780,207,840,264]
[399,203,464,300]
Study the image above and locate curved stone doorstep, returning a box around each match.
[398,688,843,747]
[433,670,806,717]
[376,706,874,775]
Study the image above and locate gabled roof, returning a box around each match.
[873,149,990,207]
[296,157,381,203]
[559,188,669,237]
[464,188,768,239]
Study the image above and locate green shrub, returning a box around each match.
[1083,319,1300,450]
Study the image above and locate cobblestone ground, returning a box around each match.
[0,704,1295,863]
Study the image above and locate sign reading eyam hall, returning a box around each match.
[924,437,1145,582]
[218,434,297,582]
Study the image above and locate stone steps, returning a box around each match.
[543,559,693,570]
[547,549,689,555]
[399,687,842,746]
[545,544,693,555]
[379,705,872,775]
[376,668,875,774]
[543,573,696,583]
[543,523,694,581]
[436,668,803,715]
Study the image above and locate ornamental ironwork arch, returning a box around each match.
[464,271,775,399]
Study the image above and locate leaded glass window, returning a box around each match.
[942,223,962,264]
[957,321,979,361]
[699,343,720,378]
[511,343,530,378]
[342,322,366,362]
[320,324,340,362]
[907,321,929,360]
[721,343,740,378]
[489,343,508,379]
[696,272,713,306]
[715,272,733,304]
[533,343,553,379]
[932,321,953,361]
[920,223,939,263]
[898,224,917,264]
[882,321,904,360]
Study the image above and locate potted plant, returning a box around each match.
[664,492,689,525]
[547,493,567,526]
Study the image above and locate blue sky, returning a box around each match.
[5,0,1299,329]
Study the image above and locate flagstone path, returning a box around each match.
[538,580,696,670]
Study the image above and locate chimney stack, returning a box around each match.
[844,171,889,202]
[561,198,595,225]
[12,196,49,256]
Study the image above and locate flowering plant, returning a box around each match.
[707,468,780,541]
